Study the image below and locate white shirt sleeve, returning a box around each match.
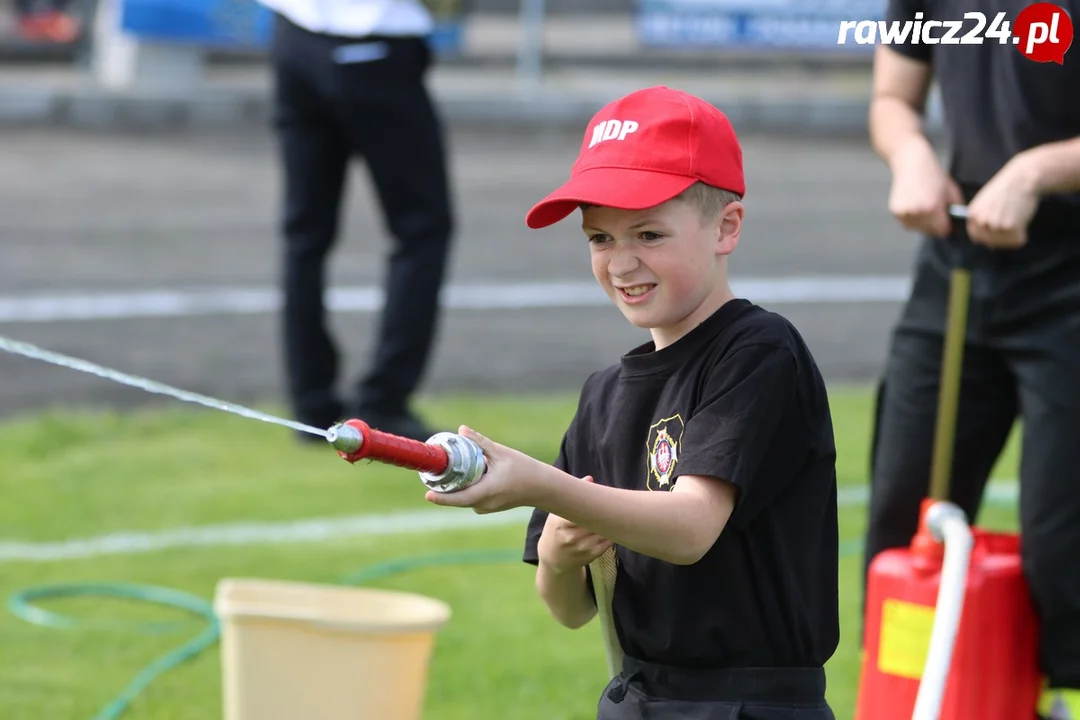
[256,0,435,37]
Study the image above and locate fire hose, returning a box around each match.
[910,502,974,720]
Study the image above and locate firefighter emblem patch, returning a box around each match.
[646,415,685,491]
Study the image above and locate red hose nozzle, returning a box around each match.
[326,419,487,494]
[327,419,449,474]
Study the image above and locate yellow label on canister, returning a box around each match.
[877,598,936,680]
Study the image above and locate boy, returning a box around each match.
[424,86,840,719]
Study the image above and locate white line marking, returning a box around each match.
[0,508,535,563]
[0,275,912,324]
[836,479,1018,506]
[0,478,1018,564]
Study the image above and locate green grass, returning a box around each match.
[0,388,1023,720]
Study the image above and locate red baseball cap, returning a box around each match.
[525,86,745,230]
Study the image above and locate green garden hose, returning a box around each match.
[8,581,220,720]
[8,549,523,720]
[8,545,866,720]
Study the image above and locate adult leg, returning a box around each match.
[863,328,1017,579]
[1019,376,1080,717]
[997,250,1080,718]
[271,17,352,430]
[331,37,454,437]
[863,242,1018,601]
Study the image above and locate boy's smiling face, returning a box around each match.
[582,196,742,349]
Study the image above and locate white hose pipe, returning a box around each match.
[912,501,975,720]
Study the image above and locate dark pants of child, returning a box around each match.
[596,657,835,720]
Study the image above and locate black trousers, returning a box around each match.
[596,657,835,720]
[864,199,1080,689]
[269,15,454,426]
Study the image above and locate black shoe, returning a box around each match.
[353,408,435,442]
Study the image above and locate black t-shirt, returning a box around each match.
[522,299,840,670]
[886,0,1080,230]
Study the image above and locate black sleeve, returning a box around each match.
[521,428,598,605]
[522,414,583,565]
[884,0,932,63]
[521,403,598,606]
[522,512,548,566]
[522,430,569,566]
[672,342,801,530]
[524,373,598,565]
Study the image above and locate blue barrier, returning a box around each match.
[118,0,272,48]
[635,0,886,51]
[118,0,463,53]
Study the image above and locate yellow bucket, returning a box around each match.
[214,578,452,720]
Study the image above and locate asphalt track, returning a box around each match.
[0,125,923,421]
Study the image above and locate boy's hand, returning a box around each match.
[423,426,546,513]
[537,479,614,574]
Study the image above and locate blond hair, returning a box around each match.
[674,182,742,222]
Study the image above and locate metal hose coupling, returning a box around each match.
[925,501,969,543]
[326,423,363,454]
[420,431,487,493]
